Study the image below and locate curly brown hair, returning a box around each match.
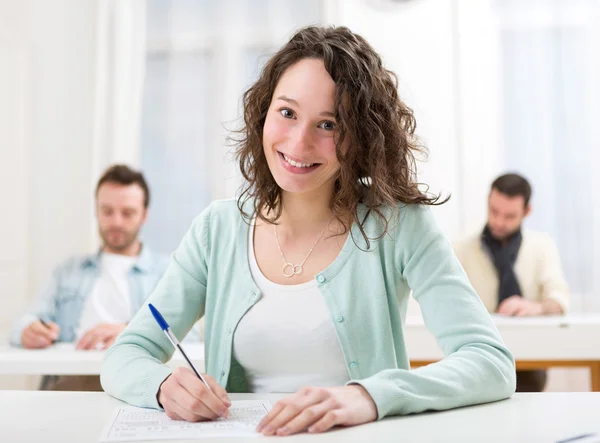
[234,25,446,243]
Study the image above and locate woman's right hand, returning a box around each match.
[158,367,231,422]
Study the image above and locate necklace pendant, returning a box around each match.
[275,214,334,279]
[283,263,303,278]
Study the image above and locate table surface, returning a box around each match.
[1,391,599,443]
[0,343,206,375]
[407,313,600,327]
[1,314,599,375]
[405,314,600,360]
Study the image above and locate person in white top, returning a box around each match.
[11,165,169,390]
[75,252,138,343]
[455,173,570,392]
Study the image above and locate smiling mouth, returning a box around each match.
[278,151,320,168]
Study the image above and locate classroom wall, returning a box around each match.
[27,0,98,289]
[0,0,98,389]
[0,0,30,357]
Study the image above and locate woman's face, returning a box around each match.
[262,58,341,196]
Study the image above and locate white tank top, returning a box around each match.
[232,222,350,393]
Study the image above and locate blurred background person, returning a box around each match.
[455,173,569,392]
[9,165,169,390]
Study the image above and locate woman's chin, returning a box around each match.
[277,183,312,195]
[273,177,317,195]
[271,169,336,197]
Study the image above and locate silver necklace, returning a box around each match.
[274,215,335,278]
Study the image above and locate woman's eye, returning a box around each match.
[318,120,336,131]
[280,108,295,119]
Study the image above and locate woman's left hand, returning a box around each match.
[256,385,378,436]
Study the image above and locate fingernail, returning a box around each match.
[222,397,231,407]
[277,427,289,436]
[263,426,274,435]
[308,426,316,433]
[220,409,229,418]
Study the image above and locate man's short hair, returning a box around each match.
[491,173,532,206]
[96,164,150,208]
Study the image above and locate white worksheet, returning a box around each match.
[100,400,272,441]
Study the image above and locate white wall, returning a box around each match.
[454,0,503,235]
[28,0,98,292]
[0,0,98,389]
[0,0,31,345]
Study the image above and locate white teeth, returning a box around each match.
[283,154,314,168]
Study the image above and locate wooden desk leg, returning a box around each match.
[591,362,600,392]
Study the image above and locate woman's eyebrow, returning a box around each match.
[276,95,335,118]
[276,95,299,106]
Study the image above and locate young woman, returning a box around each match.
[101,26,515,437]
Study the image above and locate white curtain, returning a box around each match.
[458,0,600,312]
[140,0,324,254]
[92,0,147,175]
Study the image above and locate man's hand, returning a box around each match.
[498,295,564,316]
[256,385,378,436]
[76,323,127,350]
[497,295,544,316]
[21,320,60,349]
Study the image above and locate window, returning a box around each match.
[458,0,600,310]
[141,0,324,254]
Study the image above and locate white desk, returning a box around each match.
[0,343,205,375]
[1,391,599,443]
[2,315,599,390]
[406,314,600,391]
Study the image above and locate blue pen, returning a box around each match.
[148,303,212,392]
[39,318,57,344]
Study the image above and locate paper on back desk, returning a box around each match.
[100,400,272,441]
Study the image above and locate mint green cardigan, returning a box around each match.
[101,199,515,419]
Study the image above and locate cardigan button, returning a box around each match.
[335,315,344,323]
[350,361,358,369]
[317,275,326,283]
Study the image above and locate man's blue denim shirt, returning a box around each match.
[10,246,171,345]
